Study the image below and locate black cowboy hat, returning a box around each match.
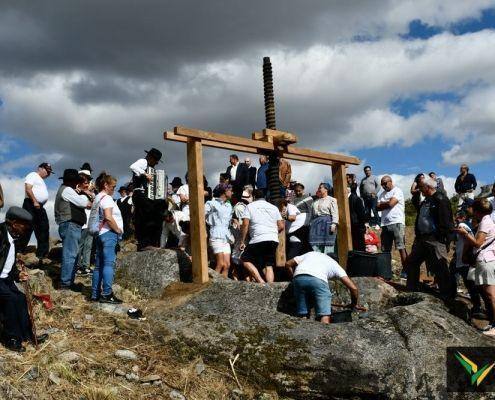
[145,148,162,162]
[59,168,82,183]
[80,162,93,172]
[118,186,128,192]
[170,177,183,188]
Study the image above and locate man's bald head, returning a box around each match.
[380,175,393,192]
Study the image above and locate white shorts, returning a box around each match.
[209,239,231,255]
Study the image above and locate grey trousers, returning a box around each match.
[76,229,94,268]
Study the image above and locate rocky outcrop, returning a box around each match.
[116,249,192,297]
[118,250,493,399]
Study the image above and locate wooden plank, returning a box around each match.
[165,131,260,154]
[287,145,360,165]
[166,132,335,166]
[262,128,298,145]
[332,163,352,268]
[187,139,209,284]
[175,126,274,151]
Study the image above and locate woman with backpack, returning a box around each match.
[90,172,123,304]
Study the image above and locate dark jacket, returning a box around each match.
[0,223,20,282]
[256,163,269,189]
[247,166,257,188]
[454,173,477,194]
[226,163,249,193]
[349,192,367,226]
[414,191,454,244]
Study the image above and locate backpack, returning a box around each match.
[87,194,107,236]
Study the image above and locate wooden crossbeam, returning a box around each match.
[165,131,334,166]
[174,126,360,165]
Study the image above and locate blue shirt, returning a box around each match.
[205,198,233,240]
[256,163,269,189]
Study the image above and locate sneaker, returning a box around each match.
[99,292,123,304]
[479,324,495,332]
[471,309,488,320]
[482,326,495,337]
[77,266,91,276]
[4,338,26,353]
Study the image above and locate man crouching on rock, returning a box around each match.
[286,251,359,324]
[0,207,48,352]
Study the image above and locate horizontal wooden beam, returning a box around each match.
[285,145,360,165]
[168,126,360,165]
[174,126,274,151]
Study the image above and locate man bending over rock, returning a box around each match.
[286,251,359,324]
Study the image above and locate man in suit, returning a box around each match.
[0,207,48,352]
[226,154,249,202]
[244,157,257,189]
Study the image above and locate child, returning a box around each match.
[364,224,379,254]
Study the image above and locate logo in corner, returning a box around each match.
[455,351,495,387]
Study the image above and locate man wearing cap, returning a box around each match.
[18,163,53,263]
[0,207,48,352]
[129,148,162,250]
[55,169,92,290]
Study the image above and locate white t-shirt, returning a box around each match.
[379,186,405,226]
[293,251,347,283]
[242,199,282,244]
[488,196,495,223]
[25,172,49,204]
[0,232,15,279]
[96,193,124,235]
[455,222,473,268]
[177,184,190,219]
[286,203,306,243]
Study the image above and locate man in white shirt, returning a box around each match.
[240,189,284,283]
[0,207,48,352]
[54,169,92,290]
[281,200,309,259]
[285,251,359,324]
[129,147,162,250]
[377,175,407,271]
[160,210,188,248]
[19,162,53,262]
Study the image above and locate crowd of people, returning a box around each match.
[0,149,494,352]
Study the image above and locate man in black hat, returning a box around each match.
[129,148,163,250]
[0,207,48,352]
[54,169,92,290]
[116,185,133,240]
[18,162,53,263]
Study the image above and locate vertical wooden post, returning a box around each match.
[187,138,209,283]
[332,163,352,268]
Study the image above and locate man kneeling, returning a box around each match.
[0,207,48,352]
[286,251,359,324]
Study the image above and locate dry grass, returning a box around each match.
[2,253,262,400]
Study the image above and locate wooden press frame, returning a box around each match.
[164,126,361,283]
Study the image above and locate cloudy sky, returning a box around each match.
[2,0,495,225]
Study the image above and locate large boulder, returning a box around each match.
[118,250,493,399]
[116,249,192,297]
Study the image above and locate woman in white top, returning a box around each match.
[90,172,124,304]
[310,183,339,255]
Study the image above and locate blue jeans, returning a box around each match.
[363,195,379,226]
[92,231,118,298]
[293,274,332,317]
[59,221,82,287]
[76,228,94,269]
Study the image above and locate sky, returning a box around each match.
[1,0,495,231]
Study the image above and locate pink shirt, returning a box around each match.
[477,215,495,263]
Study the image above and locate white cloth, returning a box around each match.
[230,163,239,181]
[379,186,405,226]
[82,209,91,230]
[62,187,90,208]
[129,158,148,176]
[177,184,190,218]
[293,251,347,283]
[455,222,473,268]
[286,204,305,243]
[96,192,124,235]
[242,199,282,244]
[209,239,231,254]
[488,196,495,223]
[25,172,49,204]
[0,232,16,279]
[160,210,187,248]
